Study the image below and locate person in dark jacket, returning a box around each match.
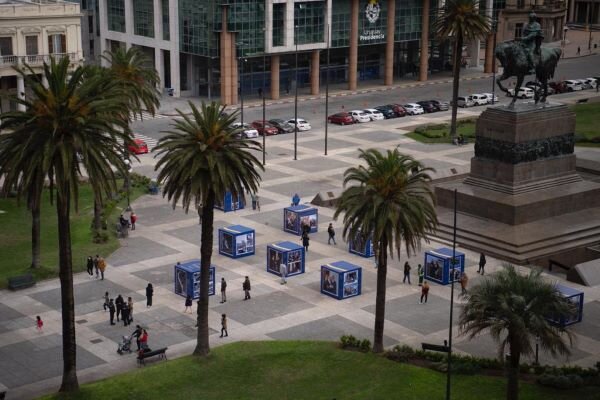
[86,256,94,277]
[115,295,124,322]
[302,231,310,252]
[108,299,116,325]
[220,278,227,303]
[131,325,143,350]
[478,253,486,275]
[121,302,130,327]
[220,314,228,338]
[403,262,412,284]
[243,276,251,300]
[327,223,336,245]
[145,283,154,307]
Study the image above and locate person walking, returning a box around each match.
[140,329,149,351]
[327,223,337,245]
[403,261,412,284]
[420,282,430,304]
[279,263,287,285]
[86,256,94,277]
[255,194,260,211]
[115,294,124,322]
[302,231,310,253]
[98,256,107,280]
[220,278,227,303]
[130,212,137,230]
[577,46,581,56]
[103,291,110,311]
[243,276,251,300]
[145,283,154,307]
[94,254,100,278]
[220,314,228,337]
[131,325,143,351]
[418,264,424,286]
[477,253,486,275]
[36,316,44,333]
[460,272,469,295]
[108,299,116,325]
[121,302,130,326]
[127,297,134,323]
[184,295,193,313]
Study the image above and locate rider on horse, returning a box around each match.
[519,11,544,74]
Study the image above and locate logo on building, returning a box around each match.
[365,0,381,24]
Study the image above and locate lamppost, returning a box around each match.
[445,189,458,400]
[491,19,498,105]
[562,26,569,57]
[262,45,267,166]
[293,23,299,161]
[324,23,330,156]
[236,43,247,125]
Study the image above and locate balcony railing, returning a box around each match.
[0,53,78,67]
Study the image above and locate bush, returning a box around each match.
[538,374,584,390]
[339,335,370,352]
[422,130,446,139]
[130,172,152,188]
[360,339,371,352]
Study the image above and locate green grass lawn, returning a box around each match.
[45,341,598,400]
[572,102,600,142]
[0,182,146,288]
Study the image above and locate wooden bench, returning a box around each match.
[421,342,450,353]
[137,347,168,366]
[8,274,35,290]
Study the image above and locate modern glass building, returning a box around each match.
[88,0,501,101]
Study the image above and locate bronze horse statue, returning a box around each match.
[495,42,561,108]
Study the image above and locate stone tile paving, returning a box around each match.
[2,119,600,399]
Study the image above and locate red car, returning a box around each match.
[388,104,407,117]
[328,112,354,125]
[127,138,149,154]
[251,120,279,136]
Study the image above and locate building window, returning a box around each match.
[179,0,219,57]
[294,2,325,45]
[88,15,94,33]
[272,3,285,47]
[0,37,13,56]
[134,0,155,38]
[89,39,94,55]
[515,23,524,39]
[107,0,126,33]
[517,0,525,9]
[48,34,66,54]
[25,36,38,55]
[162,0,170,40]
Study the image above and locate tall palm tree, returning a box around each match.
[433,0,490,137]
[460,265,574,400]
[334,149,438,352]
[154,101,263,356]
[0,57,130,392]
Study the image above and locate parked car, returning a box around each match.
[362,108,385,121]
[388,104,407,117]
[583,78,598,89]
[285,118,311,131]
[251,120,279,136]
[455,96,475,108]
[349,110,371,123]
[470,94,489,106]
[524,82,555,95]
[429,100,449,111]
[575,79,593,90]
[128,138,149,154]
[374,105,397,119]
[481,93,499,104]
[268,118,295,134]
[416,101,438,113]
[403,103,425,115]
[328,112,354,125]
[506,87,535,99]
[232,122,259,139]
[549,81,568,93]
[563,80,583,92]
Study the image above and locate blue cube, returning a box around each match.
[266,241,305,277]
[424,247,465,285]
[321,261,362,300]
[548,284,584,327]
[173,260,215,300]
[348,231,374,258]
[219,225,255,258]
[283,205,318,235]
[215,191,245,213]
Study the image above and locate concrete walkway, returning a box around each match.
[1,97,600,400]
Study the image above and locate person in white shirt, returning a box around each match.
[280,263,287,285]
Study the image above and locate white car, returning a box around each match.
[403,103,424,115]
[563,80,583,91]
[363,108,384,121]
[507,87,535,99]
[455,96,474,108]
[232,122,259,139]
[482,93,499,104]
[349,110,371,123]
[583,77,598,89]
[576,78,593,90]
[470,94,489,106]
[285,118,311,131]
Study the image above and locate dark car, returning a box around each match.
[374,106,397,119]
[429,100,449,111]
[268,118,295,134]
[549,81,568,94]
[388,104,407,117]
[416,101,438,113]
[251,120,279,136]
[328,112,354,125]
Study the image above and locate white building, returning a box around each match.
[0,0,83,112]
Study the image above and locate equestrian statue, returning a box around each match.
[494,11,562,108]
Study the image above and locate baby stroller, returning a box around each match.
[117,335,133,354]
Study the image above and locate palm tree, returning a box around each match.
[433,0,490,138]
[0,57,130,392]
[459,265,574,400]
[334,149,438,352]
[154,101,263,356]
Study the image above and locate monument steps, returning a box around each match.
[463,174,584,195]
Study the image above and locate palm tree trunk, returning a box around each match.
[93,199,102,231]
[56,188,79,392]
[30,200,41,269]
[450,35,464,138]
[506,338,521,400]
[372,236,389,353]
[194,190,215,357]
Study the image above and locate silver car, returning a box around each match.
[232,122,259,139]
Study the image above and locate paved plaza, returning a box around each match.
[1,107,600,399]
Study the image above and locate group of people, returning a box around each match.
[86,255,107,280]
[104,293,135,326]
[118,210,138,237]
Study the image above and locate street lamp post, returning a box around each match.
[294,24,299,161]
[238,56,247,125]
[262,50,266,165]
[324,23,330,156]
[563,26,569,58]
[445,189,458,400]
[491,19,498,105]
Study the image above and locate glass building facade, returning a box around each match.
[295,1,325,45]
[107,0,125,33]
[133,0,155,37]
